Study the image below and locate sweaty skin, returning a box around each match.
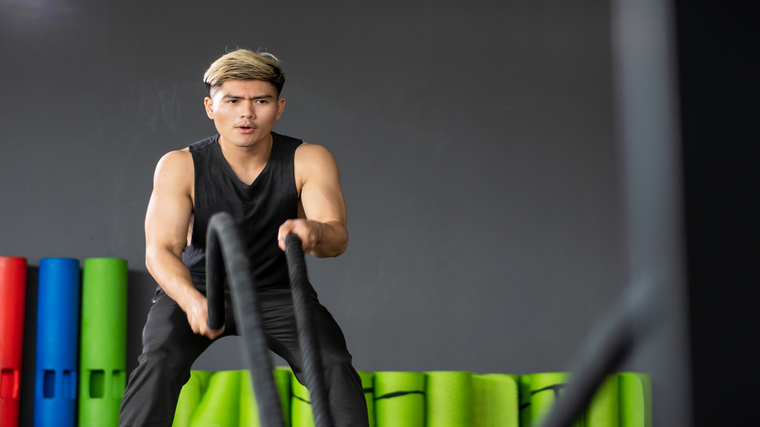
[144,79,348,339]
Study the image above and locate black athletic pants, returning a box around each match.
[118,287,369,427]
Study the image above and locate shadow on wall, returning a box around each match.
[19,267,156,426]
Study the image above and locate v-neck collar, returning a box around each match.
[213,133,277,189]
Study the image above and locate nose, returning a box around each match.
[240,101,256,119]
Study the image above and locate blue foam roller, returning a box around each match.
[34,258,80,427]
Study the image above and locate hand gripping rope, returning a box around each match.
[206,212,335,427]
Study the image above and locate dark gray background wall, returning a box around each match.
[0,0,656,423]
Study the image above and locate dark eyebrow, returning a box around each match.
[221,94,274,100]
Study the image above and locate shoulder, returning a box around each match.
[153,148,193,190]
[294,142,337,167]
[293,142,340,190]
[156,148,192,170]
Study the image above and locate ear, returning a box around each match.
[275,97,286,120]
[204,96,215,119]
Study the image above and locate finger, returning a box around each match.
[193,317,206,335]
[278,221,296,251]
[291,223,313,252]
[278,220,295,239]
[188,314,202,334]
[207,325,225,340]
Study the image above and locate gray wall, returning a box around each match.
[1,0,642,422]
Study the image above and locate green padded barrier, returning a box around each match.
[425,371,474,427]
[357,371,375,427]
[291,372,315,427]
[78,258,128,427]
[374,371,426,427]
[619,373,652,427]
[472,374,519,427]
[189,370,241,426]
[586,375,619,427]
[528,372,583,427]
[173,371,214,427]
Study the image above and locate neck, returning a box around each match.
[217,133,274,184]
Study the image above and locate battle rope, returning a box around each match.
[285,234,336,427]
[540,281,660,427]
[206,212,285,427]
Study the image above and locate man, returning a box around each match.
[119,49,369,427]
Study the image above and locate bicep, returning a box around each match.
[145,152,193,257]
[298,145,347,226]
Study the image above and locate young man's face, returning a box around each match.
[204,79,286,149]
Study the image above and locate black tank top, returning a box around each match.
[181,132,302,291]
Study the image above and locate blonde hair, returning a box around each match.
[203,49,286,96]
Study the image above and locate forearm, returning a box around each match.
[310,219,349,258]
[145,245,204,311]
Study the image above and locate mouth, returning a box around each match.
[237,123,255,133]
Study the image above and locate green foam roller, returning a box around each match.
[425,371,474,427]
[239,368,293,427]
[274,367,293,427]
[283,368,373,427]
[638,374,652,427]
[472,374,519,427]
[357,371,375,427]
[78,258,128,427]
[240,370,259,427]
[619,373,652,427]
[173,371,213,427]
[586,375,619,427]
[519,375,533,427]
[189,370,241,427]
[291,372,315,427]
[528,372,582,427]
[374,371,425,427]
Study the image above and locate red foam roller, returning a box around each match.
[0,256,27,427]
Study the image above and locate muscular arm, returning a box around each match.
[277,143,348,258]
[145,150,223,339]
